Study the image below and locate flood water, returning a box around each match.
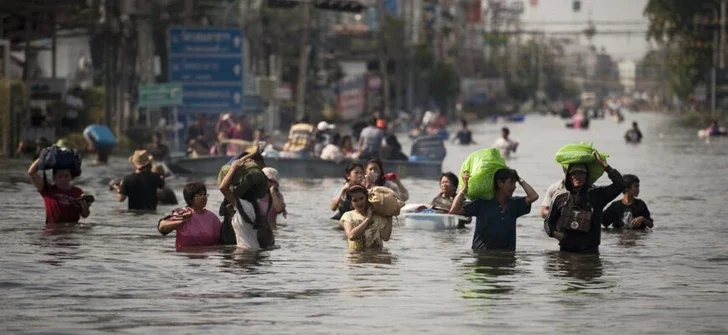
[1,112,727,334]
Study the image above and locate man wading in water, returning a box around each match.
[544,152,625,253]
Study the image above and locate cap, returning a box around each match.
[317,121,335,131]
[567,163,588,174]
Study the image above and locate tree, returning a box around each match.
[644,0,719,99]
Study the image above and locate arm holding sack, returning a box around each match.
[449,172,470,215]
[514,170,539,204]
[590,151,626,206]
[343,209,374,241]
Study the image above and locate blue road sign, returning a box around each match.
[168,27,242,54]
[168,27,244,112]
[169,57,242,82]
[181,83,242,110]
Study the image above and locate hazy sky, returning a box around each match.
[519,0,651,61]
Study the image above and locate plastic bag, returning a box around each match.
[554,142,609,184]
[459,148,508,200]
[37,145,82,177]
[368,186,405,216]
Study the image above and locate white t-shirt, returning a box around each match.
[541,181,567,208]
[493,137,518,159]
[320,144,345,162]
[232,199,260,250]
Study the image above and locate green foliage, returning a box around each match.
[644,0,720,98]
[428,61,460,111]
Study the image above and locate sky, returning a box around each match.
[518,0,652,61]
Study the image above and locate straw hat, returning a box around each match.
[129,150,153,169]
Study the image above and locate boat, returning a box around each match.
[698,129,728,138]
[400,212,470,230]
[166,155,444,179]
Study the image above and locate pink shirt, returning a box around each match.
[175,209,222,249]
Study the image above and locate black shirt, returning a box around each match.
[147,143,170,162]
[119,171,164,211]
[455,129,473,145]
[544,166,625,252]
[602,198,651,229]
[624,128,642,143]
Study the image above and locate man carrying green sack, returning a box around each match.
[544,150,625,253]
[450,148,539,251]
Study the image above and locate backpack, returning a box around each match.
[219,195,274,248]
[557,194,593,233]
[38,145,82,177]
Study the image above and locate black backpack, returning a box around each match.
[219,196,274,248]
[38,145,82,178]
[557,194,593,233]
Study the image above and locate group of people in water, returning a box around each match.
[181,112,448,164]
[29,116,654,255]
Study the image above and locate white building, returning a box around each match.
[618,60,636,92]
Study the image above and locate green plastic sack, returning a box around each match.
[459,148,509,200]
[217,162,269,200]
[554,142,609,184]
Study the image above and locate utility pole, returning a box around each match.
[713,28,718,118]
[721,0,726,69]
[295,2,311,120]
[377,0,390,118]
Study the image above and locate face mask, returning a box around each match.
[369,172,379,180]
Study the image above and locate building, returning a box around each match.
[618,60,636,93]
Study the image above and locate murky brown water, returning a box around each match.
[1,112,727,334]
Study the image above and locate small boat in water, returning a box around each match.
[166,155,444,180]
[400,212,470,230]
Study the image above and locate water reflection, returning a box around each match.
[544,251,610,292]
[461,251,518,298]
[219,247,270,269]
[34,223,92,266]
[604,228,651,248]
[347,249,396,265]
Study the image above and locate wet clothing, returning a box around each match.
[218,201,237,245]
[159,208,222,250]
[430,194,455,213]
[40,185,84,224]
[463,196,531,251]
[358,126,385,159]
[602,198,652,229]
[455,129,473,145]
[544,166,625,253]
[119,171,164,211]
[157,187,178,205]
[493,137,518,159]
[624,128,643,143]
[542,181,567,208]
[340,210,391,251]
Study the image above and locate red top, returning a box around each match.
[41,185,84,224]
[226,126,254,141]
